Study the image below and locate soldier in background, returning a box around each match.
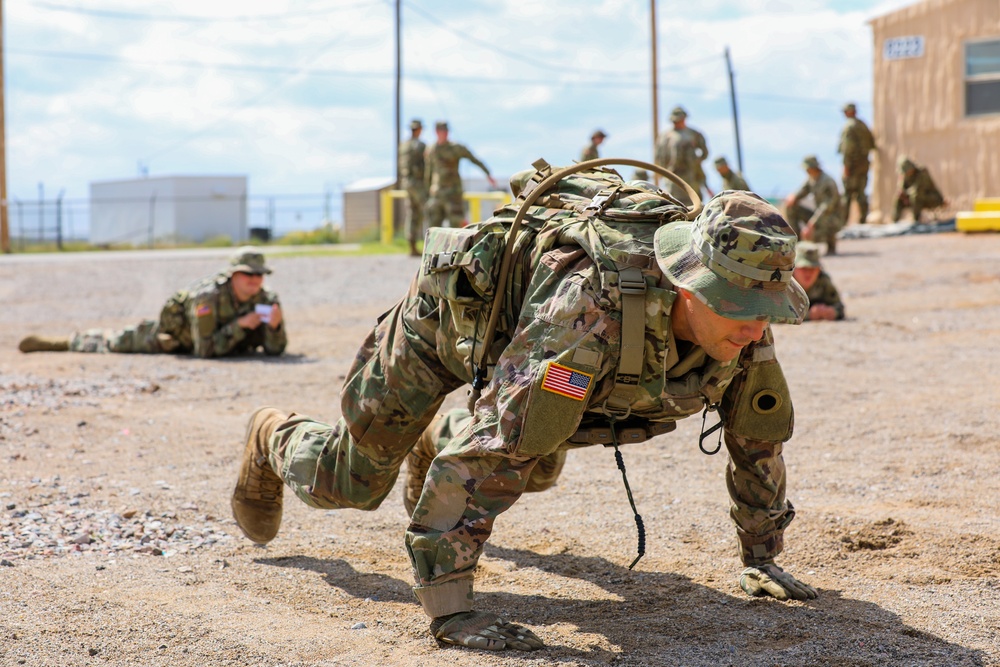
[399,119,427,256]
[655,106,709,205]
[792,242,845,321]
[714,156,750,192]
[837,103,876,225]
[424,121,497,228]
[894,156,945,223]
[579,129,607,162]
[784,155,843,255]
[18,247,286,358]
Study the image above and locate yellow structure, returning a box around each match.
[379,190,512,244]
[956,198,1000,232]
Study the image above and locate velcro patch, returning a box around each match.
[541,362,593,401]
[196,303,212,317]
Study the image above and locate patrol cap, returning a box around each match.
[794,241,822,269]
[843,102,857,113]
[669,106,688,121]
[410,119,423,130]
[897,155,916,172]
[229,246,272,275]
[632,168,649,181]
[435,120,449,131]
[714,156,729,167]
[592,129,608,139]
[802,155,821,170]
[654,191,807,324]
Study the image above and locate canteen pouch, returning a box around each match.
[416,225,506,304]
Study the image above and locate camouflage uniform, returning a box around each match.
[795,243,845,321]
[258,172,807,620]
[837,105,875,225]
[579,130,606,162]
[715,157,750,192]
[425,125,492,228]
[399,120,427,247]
[893,157,945,223]
[786,156,842,254]
[655,107,708,206]
[69,250,286,358]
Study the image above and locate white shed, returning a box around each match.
[90,175,248,246]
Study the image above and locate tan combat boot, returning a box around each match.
[18,335,70,353]
[231,407,287,544]
[403,420,440,516]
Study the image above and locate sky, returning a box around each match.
[5,0,918,237]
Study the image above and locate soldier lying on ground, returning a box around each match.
[19,247,286,358]
[230,163,817,652]
[791,242,845,321]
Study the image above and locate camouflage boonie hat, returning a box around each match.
[229,246,272,275]
[435,120,448,131]
[897,155,915,172]
[843,102,857,113]
[654,191,807,324]
[410,119,423,130]
[592,129,607,139]
[669,106,688,121]
[714,156,729,167]
[802,155,820,170]
[794,242,822,268]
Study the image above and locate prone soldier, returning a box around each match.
[792,242,845,321]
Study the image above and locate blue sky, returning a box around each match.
[6,0,916,235]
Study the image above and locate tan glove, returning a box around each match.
[431,610,544,651]
[739,562,817,601]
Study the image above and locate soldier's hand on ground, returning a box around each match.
[808,304,838,321]
[431,610,543,651]
[267,303,283,329]
[739,562,817,601]
[237,312,263,330]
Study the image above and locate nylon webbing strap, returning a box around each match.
[605,266,646,414]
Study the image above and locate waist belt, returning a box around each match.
[566,419,676,447]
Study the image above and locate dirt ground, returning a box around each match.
[1,233,999,667]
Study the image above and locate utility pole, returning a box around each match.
[394,0,401,188]
[650,0,659,185]
[725,46,744,175]
[0,0,10,253]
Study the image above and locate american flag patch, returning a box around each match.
[540,362,593,401]
[196,303,211,317]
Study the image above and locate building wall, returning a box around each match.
[172,177,246,244]
[871,0,1000,218]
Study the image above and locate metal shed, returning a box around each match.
[870,0,1000,219]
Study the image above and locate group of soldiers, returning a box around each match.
[398,119,496,257]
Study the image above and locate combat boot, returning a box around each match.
[231,407,287,544]
[18,335,70,353]
[403,419,439,516]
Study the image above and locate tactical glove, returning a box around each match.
[739,562,817,601]
[430,610,544,651]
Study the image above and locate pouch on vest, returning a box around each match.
[724,352,793,443]
[416,226,506,304]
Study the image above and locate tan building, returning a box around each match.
[870,0,1000,219]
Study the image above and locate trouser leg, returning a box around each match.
[266,281,463,511]
[70,319,163,354]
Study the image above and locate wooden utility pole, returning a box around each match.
[0,0,10,253]
[725,46,745,175]
[650,0,659,184]
[394,0,401,188]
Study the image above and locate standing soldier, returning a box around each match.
[399,119,427,256]
[424,121,497,228]
[893,156,946,223]
[714,156,750,192]
[837,103,875,225]
[579,129,607,162]
[655,106,709,205]
[783,155,842,255]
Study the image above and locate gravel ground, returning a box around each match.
[1,233,999,666]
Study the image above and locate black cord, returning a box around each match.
[610,427,645,570]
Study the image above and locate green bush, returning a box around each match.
[277,224,340,245]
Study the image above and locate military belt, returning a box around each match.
[566,419,676,447]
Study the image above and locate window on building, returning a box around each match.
[966,39,1000,117]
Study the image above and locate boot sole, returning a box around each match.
[231,407,283,545]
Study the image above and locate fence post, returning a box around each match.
[380,189,393,244]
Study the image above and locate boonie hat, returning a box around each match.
[435,120,449,131]
[592,129,608,139]
[842,102,857,113]
[714,156,729,167]
[897,155,915,172]
[794,242,822,269]
[229,246,272,275]
[669,106,688,121]
[654,191,807,324]
[410,119,423,130]
[802,155,820,170]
